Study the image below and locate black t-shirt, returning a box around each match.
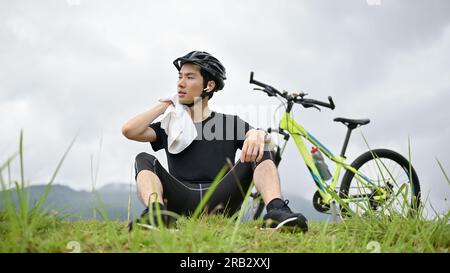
[149,111,253,183]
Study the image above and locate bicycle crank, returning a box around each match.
[312,190,331,213]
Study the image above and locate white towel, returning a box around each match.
[159,94,197,154]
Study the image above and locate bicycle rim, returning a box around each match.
[340,149,421,217]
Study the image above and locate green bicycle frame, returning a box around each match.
[279,112,385,207]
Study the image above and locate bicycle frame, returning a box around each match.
[279,111,385,207]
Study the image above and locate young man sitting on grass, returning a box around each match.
[122,51,308,232]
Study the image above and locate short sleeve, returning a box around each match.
[149,122,165,152]
[235,116,254,150]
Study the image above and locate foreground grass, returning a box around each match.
[0,212,448,253]
[1,131,449,253]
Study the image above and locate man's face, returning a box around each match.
[177,63,204,104]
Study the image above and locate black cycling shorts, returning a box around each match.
[134,151,274,216]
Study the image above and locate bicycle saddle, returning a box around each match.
[334,117,370,129]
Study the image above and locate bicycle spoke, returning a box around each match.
[344,155,417,217]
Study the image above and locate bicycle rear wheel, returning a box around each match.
[339,149,421,217]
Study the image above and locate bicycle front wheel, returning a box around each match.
[339,149,421,217]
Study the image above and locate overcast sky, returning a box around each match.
[1,0,449,216]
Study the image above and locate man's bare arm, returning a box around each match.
[122,102,172,142]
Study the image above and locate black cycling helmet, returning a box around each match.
[173,51,226,91]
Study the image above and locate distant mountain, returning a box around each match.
[1,183,331,222]
[0,183,145,221]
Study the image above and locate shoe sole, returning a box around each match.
[136,223,159,230]
[261,217,308,232]
[135,223,180,232]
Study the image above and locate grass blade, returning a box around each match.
[435,157,450,185]
[229,181,254,249]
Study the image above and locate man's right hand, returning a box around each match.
[158,101,173,114]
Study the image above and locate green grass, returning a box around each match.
[0,131,449,253]
[0,212,448,253]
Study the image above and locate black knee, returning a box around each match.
[135,152,157,163]
[251,150,275,171]
[134,152,158,180]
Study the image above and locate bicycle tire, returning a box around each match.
[339,148,421,216]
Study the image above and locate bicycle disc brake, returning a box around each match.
[369,181,394,210]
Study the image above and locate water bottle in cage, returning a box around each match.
[311,147,332,181]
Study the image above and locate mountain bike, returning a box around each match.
[248,72,421,219]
